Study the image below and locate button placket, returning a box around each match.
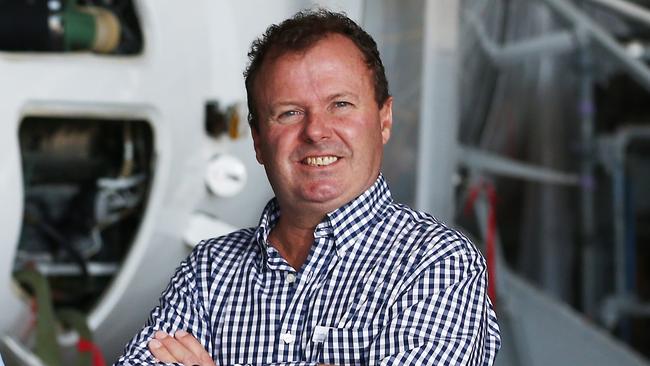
[278,269,310,358]
[278,232,332,360]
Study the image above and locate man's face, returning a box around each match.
[252,34,393,216]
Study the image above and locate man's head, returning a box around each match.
[247,9,393,219]
[244,9,390,130]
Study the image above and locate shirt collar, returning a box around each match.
[324,173,392,256]
[253,198,280,266]
[253,173,393,264]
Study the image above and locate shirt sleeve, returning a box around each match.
[369,243,501,366]
[113,244,212,366]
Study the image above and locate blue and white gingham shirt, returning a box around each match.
[116,175,500,365]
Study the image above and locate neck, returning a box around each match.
[268,208,325,270]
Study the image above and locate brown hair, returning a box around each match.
[244,8,390,129]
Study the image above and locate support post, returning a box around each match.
[415,0,459,222]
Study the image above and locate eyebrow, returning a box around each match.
[327,92,358,102]
[267,92,360,113]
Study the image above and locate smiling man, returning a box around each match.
[115,9,500,366]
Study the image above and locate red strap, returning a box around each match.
[20,299,38,340]
[77,338,106,366]
[485,184,497,305]
[465,182,498,306]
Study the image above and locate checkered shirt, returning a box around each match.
[115,174,500,365]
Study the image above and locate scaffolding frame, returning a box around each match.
[463,0,650,335]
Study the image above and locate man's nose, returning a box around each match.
[301,111,332,142]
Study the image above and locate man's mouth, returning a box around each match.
[302,156,339,167]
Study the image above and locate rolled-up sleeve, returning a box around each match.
[114,243,212,366]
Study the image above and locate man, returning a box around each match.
[116,9,500,366]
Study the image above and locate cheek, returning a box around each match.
[262,129,294,162]
[347,119,383,147]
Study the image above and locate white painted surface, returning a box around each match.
[0,1,364,363]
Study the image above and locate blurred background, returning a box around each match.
[0,0,649,365]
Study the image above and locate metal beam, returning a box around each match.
[458,145,581,186]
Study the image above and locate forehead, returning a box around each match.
[267,33,367,67]
[253,34,372,101]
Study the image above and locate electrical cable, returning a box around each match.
[24,201,90,280]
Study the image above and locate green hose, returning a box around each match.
[57,309,94,366]
[14,269,98,366]
[13,270,62,366]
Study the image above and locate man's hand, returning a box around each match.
[148,330,216,366]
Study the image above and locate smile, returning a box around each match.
[302,156,339,167]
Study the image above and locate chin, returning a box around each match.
[304,188,342,203]
[300,182,347,205]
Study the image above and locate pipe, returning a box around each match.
[466,10,577,68]
[576,40,599,317]
[586,0,650,29]
[458,145,580,186]
[540,0,650,94]
[624,181,636,294]
[612,157,626,300]
[610,127,650,320]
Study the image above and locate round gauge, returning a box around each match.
[205,154,247,197]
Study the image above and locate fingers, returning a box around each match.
[148,337,176,363]
[174,330,216,366]
[148,330,215,366]
[152,330,201,365]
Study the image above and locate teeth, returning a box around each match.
[304,156,338,166]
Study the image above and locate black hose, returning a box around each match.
[23,201,90,280]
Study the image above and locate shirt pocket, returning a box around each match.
[306,327,377,366]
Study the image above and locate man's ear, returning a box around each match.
[380,96,393,144]
[251,126,264,165]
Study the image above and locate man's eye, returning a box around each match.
[278,110,301,120]
[274,109,304,124]
[334,101,351,108]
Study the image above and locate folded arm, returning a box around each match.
[113,244,212,366]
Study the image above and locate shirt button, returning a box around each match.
[280,331,295,344]
[286,273,296,284]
